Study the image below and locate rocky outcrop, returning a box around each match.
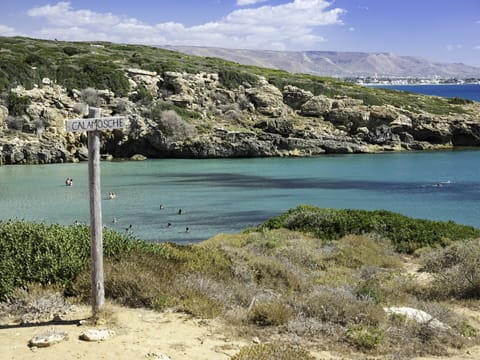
[0,70,479,165]
[245,78,289,116]
[299,95,332,117]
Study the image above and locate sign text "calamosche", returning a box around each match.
[65,116,125,133]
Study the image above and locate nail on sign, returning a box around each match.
[66,116,125,132]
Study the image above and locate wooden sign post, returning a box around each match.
[66,107,125,315]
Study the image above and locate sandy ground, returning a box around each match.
[0,304,251,360]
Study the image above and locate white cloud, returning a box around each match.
[446,44,463,51]
[27,2,120,27]
[474,45,480,50]
[0,24,21,36]
[237,0,268,5]
[26,0,345,50]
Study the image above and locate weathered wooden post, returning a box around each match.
[87,107,104,314]
[66,108,125,315]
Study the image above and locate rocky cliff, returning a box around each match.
[1,68,479,165]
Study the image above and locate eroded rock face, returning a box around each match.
[327,107,370,132]
[299,95,332,117]
[245,78,289,116]
[1,69,479,165]
[282,85,313,109]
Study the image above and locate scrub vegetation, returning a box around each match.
[0,36,471,115]
[1,206,480,358]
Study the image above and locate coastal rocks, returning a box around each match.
[390,114,413,132]
[366,125,400,145]
[0,138,73,165]
[0,104,8,125]
[299,95,332,117]
[161,71,219,110]
[282,85,313,109]
[130,154,147,161]
[1,65,480,163]
[384,306,449,330]
[450,120,480,146]
[126,68,161,95]
[369,105,400,128]
[410,115,452,144]
[254,118,294,137]
[245,78,288,116]
[327,107,370,132]
[317,138,372,154]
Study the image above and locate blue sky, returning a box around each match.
[1,0,479,66]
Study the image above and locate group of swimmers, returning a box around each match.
[108,192,117,200]
[161,206,189,232]
[65,177,73,186]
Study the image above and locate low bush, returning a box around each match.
[152,101,202,120]
[260,205,480,253]
[345,324,384,350]
[155,109,196,141]
[6,91,30,116]
[296,286,385,326]
[422,239,480,299]
[248,301,293,326]
[231,343,315,360]
[0,221,136,300]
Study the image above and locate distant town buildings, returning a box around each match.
[349,76,480,86]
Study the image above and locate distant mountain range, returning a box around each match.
[162,46,480,79]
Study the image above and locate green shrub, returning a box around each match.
[155,109,196,140]
[345,324,384,350]
[260,205,480,253]
[218,68,259,89]
[6,91,30,116]
[129,84,153,105]
[62,46,83,56]
[422,239,480,299]
[0,221,136,300]
[298,287,385,326]
[448,97,473,105]
[152,101,201,120]
[231,343,315,360]
[248,301,293,326]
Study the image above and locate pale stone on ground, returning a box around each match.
[28,329,68,348]
[79,329,115,341]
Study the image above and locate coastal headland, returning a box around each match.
[0,37,480,165]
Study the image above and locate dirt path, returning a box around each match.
[0,304,249,360]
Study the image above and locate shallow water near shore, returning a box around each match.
[1,149,479,243]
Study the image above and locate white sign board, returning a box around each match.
[66,116,125,132]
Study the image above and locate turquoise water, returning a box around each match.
[1,150,479,243]
[369,83,480,101]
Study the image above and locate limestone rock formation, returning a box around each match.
[0,67,479,165]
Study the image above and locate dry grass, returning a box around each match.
[5,228,479,358]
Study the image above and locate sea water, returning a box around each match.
[1,150,479,243]
[369,83,480,102]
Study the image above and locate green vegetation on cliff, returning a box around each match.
[0,36,471,115]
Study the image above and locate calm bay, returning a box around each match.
[1,149,479,243]
[368,83,480,101]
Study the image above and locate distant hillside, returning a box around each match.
[162,46,480,79]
